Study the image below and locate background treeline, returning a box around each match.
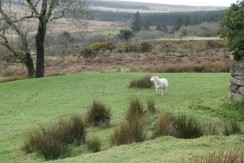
[86,10,225,26]
[93,1,149,10]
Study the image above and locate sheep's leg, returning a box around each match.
[161,89,164,96]
[165,89,168,94]
[156,88,161,95]
[156,88,159,95]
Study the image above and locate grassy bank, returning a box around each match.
[0,72,243,162]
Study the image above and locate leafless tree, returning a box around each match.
[0,0,90,78]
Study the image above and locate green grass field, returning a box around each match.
[0,72,243,162]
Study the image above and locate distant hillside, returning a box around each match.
[86,9,224,27]
[93,0,226,13]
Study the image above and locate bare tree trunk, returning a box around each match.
[35,21,46,78]
[24,52,35,78]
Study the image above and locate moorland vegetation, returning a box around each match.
[0,1,243,162]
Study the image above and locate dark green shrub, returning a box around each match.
[126,98,144,122]
[128,75,153,88]
[124,42,152,53]
[80,48,96,59]
[205,40,225,48]
[221,0,244,57]
[118,29,134,41]
[87,137,101,153]
[140,42,152,53]
[125,42,140,53]
[110,118,146,146]
[90,42,115,52]
[154,112,203,139]
[85,100,111,127]
[22,115,86,160]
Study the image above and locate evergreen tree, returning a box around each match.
[173,17,184,31]
[130,11,142,32]
[156,23,168,33]
[184,16,191,26]
[118,29,134,42]
[143,21,150,31]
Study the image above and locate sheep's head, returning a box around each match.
[150,76,156,82]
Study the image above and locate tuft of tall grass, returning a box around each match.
[223,120,241,136]
[205,122,218,136]
[154,112,177,137]
[223,125,231,136]
[176,114,203,139]
[230,120,241,133]
[22,114,86,160]
[67,114,86,144]
[110,118,146,146]
[22,130,42,154]
[85,99,111,128]
[154,112,203,139]
[193,148,244,163]
[146,99,156,113]
[126,98,144,122]
[87,137,101,153]
[23,127,69,160]
[128,75,153,88]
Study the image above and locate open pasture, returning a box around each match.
[0,72,243,162]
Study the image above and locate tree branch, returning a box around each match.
[0,5,30,54]
[49,10,65,21]
[0,33,23,61]
[26,0,40,16]
[46,0,59,21]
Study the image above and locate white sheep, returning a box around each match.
[150,76,168,96]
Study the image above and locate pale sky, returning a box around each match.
[116,0,237,6]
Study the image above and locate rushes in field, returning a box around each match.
[110,118,146,146]
[126,98,144,122]
[22,114,86,160]
[154,112,203,139]
[223,120,241,136]
[192,148,244,163]
[85,99,111,128]
[128,75,153,88]
[87,137,101,153]
[146,99,156,113]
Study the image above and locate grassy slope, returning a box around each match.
[52,136,241,163]
[0,72,242,162]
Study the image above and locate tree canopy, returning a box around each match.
[221,0,244,57]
